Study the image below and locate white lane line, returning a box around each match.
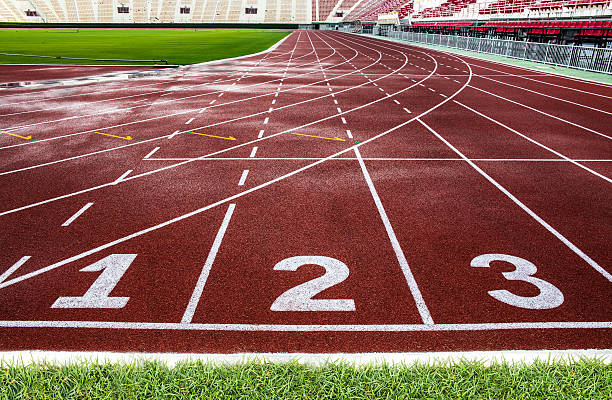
[258,129,265,138]
[274,92,279,97]
[198,108,206,114]
[209,100,216,105]
[403,108,411,113]
[440,94,447,98]
[238,169,249,186]
[272,99,276,104]
[218,93,224,97]
[144,157,612,162]
[337,107,342,113]
[268,107,273,113]
[341,117,347,124]
[469,86,611,140]
[249,147,258,158]
[354,147,433,325]
[334,99,338,104]
[453,79,460,83]
[143,147,160,159]
[185,118,194,125]
[417,118,612,284]
[168,130,180,140]
[61,202,94,227]
[263,117,269,124]
[393,100,400,104]
[476,74,612,116]
[346,129,353,139]
[0,256,31,284]
[378,88,385,92]
[112,170,132,185]
[328,87,332,91]
[455,101,611,183]
[1,320,610,332]
[428,88,436,92]
[181,203,235,324]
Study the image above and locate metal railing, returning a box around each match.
[388,31,612,74]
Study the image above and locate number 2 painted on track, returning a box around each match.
[52,254,136,309]
[270,256,356,312]
[471,254,564,310]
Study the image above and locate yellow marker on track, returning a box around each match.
[289,132,345,141]
[1,131,31,140]
[189,131,236,141]
[95,131,133,140]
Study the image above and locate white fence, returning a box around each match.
[389,31,612,74]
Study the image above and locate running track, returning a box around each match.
[0,31,610,353]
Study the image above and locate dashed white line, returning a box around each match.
[209,100,216,105]
[113,170,132,185]
[428,88,436,92]
[272,99,276,105]
[263,117,269,124]
[378,88,385,92]
[337,107,342,113]
[218,93,224,97]
[238,169,249,186]
[143,146,160,159]
[268,107,273,113]
[333,99,338,104]
[346,129,353,138]
[393,100,400,105]
[186,118,194,124]
[403,108,411,113]
[198,108,206,114]
[249,147,258,158]
[341,117,347,124]
[258,129,265,138]
[168,130,180,140]
[61,202,94,227]
[0,256,31,284]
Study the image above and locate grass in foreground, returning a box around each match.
[0,29,291,65]
[0,359,610,399]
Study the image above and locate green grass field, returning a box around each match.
[0,29,291,65]
[0,359,610,399]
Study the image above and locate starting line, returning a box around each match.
[0,320,610,331]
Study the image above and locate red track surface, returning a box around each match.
[0,31,610,353]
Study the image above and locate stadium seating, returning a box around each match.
[0,0,311,23]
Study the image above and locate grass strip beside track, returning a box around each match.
[0,29,291,65]
[0,359,610,399]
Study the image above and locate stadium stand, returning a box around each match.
[0,0,311,23]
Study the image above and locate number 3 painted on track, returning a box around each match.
[471,254,564,310]
[271,256,356,312]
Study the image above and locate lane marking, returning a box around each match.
[181,203,235,324]
[185,118,194,125]
[341,117,347,124]
[0,256,30,284]
[95,131,132,141]
[403,108,411,113]
[258,129,264,138]
[238,170,249,186]
[337,107,342,113]
[249,146,258,158]
[272,99,276,105]
[61,202,94,227]
[209,100,216,105]
[475,74,612,116]
[1,131,31,140]
[198,108,206,114]
[263,117,269,124]
[112,170,132,185]
[469,86,611,140]
[346,129,353,139]
[268,107,273,113]
[2,320,609,331]
[393,100,400,104]
[333,99,338,104]
[143,147,160,160]
[189,132,236,141]
[289,132,345,141]
[354,147,434,325]
[168,130,180,140]
[455,101,612,183]
[417,118,612,284]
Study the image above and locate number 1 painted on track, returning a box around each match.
[52,254,136,309]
